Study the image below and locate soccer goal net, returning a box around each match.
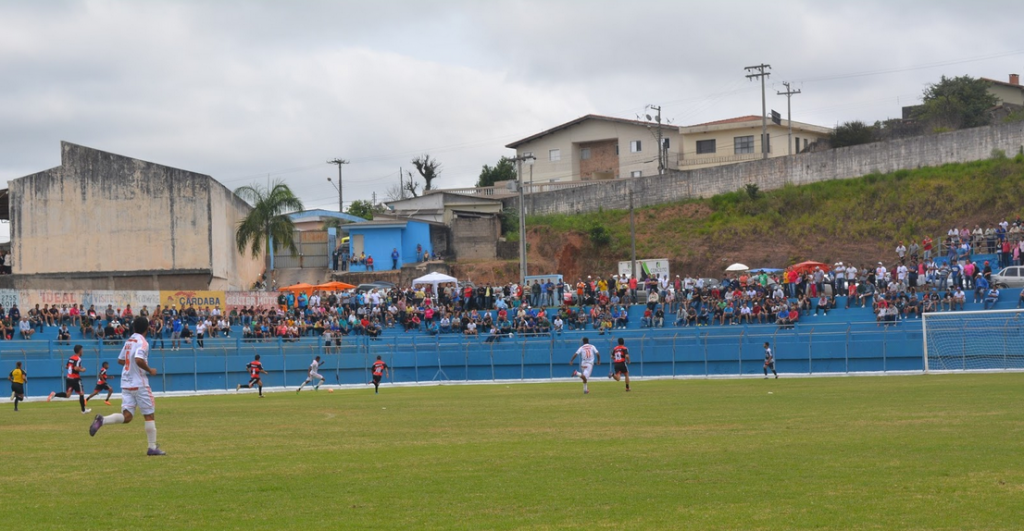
[923,309,1024,372]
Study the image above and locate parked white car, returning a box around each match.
[990,266,1024,288]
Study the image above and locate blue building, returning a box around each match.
[342,219,434,272]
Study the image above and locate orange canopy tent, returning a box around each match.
[314,281,356,292]
[279,283,316,297]
[787,261,831,275]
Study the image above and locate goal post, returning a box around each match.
[922,308,1024,373]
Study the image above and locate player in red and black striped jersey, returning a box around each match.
[86,361,113,405]
[609,337,631,391]
[236,355,268,397]
[47,344,91,413]
[369,355,389,394]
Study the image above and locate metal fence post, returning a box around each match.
[639,334,646,378]
[703,332,709,378]
[845,325,850,374]
[672,333,677,378]
[808,327,814,375]
[738,330,745,376]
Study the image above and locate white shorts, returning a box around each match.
[307,371,323,381]
[579,364,593,379]
[122,387,155,416]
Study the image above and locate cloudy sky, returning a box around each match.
[2,0,1022,241]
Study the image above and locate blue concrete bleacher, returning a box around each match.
[3,287,1020,397]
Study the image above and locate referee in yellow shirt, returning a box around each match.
[9,361,26,411]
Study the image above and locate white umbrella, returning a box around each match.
[725,263,749,272]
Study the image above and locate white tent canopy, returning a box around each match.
[411,271,459,294]
[725,263,750,272]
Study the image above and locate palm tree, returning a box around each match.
[234,181,305,267]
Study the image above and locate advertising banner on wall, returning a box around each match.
[0,289,19,309]
[225,291,280,311]
[87,290,160,310]
[617,259,670,281]
[159,290,226,311]
[19,290,83,309]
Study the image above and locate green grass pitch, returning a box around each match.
[2,374,1023,530]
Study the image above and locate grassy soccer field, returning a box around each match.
[2,374,1023,530]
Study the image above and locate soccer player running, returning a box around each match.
[89,317,166,456]
[47,344,91,414]
[85,361,114,405]
[237,354,267,397]
[9,361,26,411]
[609,337,631,392]
[370,355,389,394]
[296,355,325,393]
[763,341,779,379]
[569,337,600,395]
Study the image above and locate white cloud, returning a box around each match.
[1,0,1023,240]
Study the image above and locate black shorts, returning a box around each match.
[614,362,629,374]
[372,374,382,384]
[93,383,111,392]
[65,379,83,394]
[11,382,24,395]
[248,377,261,387]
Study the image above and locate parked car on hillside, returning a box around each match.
[990,266,1024,288]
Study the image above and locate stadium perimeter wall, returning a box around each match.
[2,323,925,397]
[509,121,1024,215]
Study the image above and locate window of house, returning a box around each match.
[734,136,754,154]
[803,138,809,150]
[696,139,716,154]
[580,147,591,160]
[630,140,642,152]
[549,149,560,162]
[662,138,670,150]
[630,170,642,178]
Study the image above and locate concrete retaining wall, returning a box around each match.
[508,121,1024,215]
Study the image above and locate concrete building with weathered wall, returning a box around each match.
[6,142,263,290]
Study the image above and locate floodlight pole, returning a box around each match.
[511,154,536,287]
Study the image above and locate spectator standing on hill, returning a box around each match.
[909,241,920,262]
[391,248,399,270]
[923,236,933,261]
[896,242,907,264]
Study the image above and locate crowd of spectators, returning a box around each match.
[5,221,1024,344]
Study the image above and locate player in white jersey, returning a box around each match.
[296,355,325,393]
[89,317,166,456]
[569,337,600,394]
[763,342,778,379]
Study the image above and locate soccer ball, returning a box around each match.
[328,388,334,393]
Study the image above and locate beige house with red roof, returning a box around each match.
[506,114,831,182]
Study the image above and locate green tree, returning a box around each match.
[477,156,517,188]
[915,75,997,130]
[829,121,875,148]
[411,154,442,192]
[346,199,375,221]
[234,180,305,266]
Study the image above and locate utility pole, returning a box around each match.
[777,81,801,156]
[744,64,771,159]
[510,153,536,286]
[399,167,404,200]
[629,187,637,280]
[645,104,664,173]
[372,191,377,207]
[327,158,349,212]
